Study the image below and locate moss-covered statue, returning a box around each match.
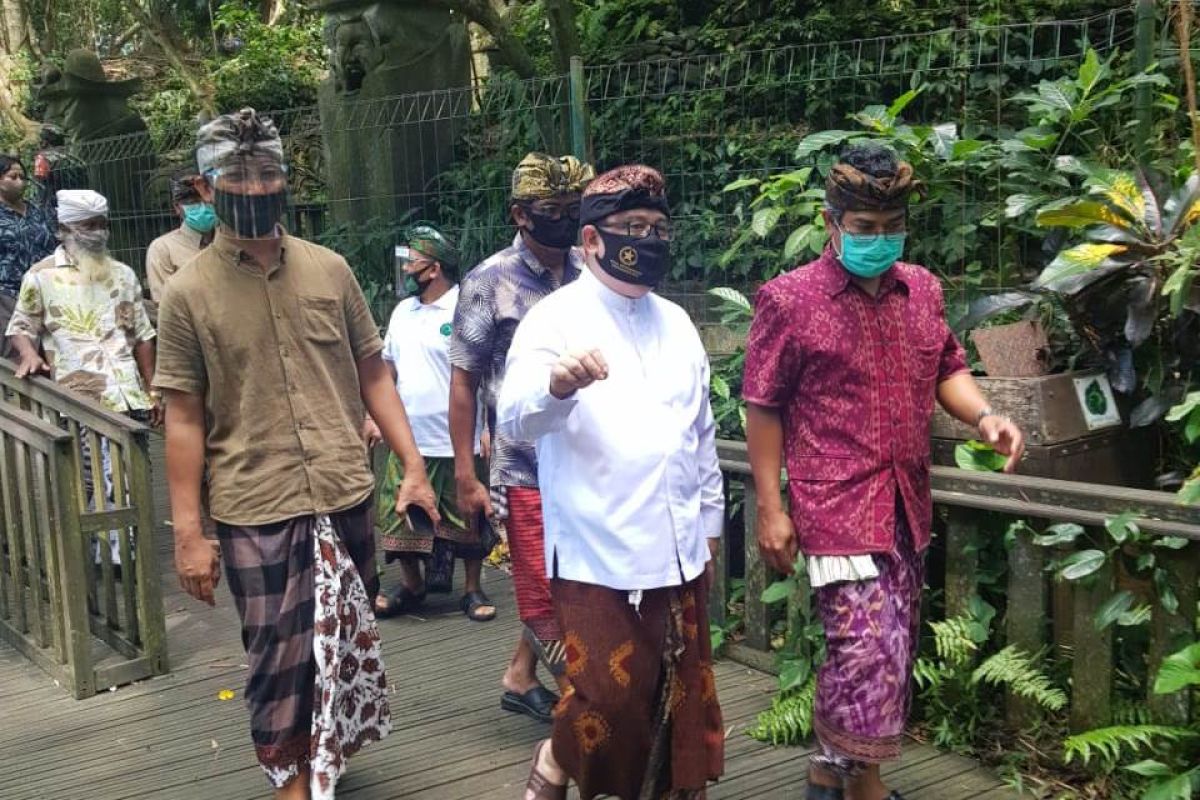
[309,0,472,223]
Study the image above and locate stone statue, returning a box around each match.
[309,0,473,224]
[37,50,148,143]
[36,50,155,219]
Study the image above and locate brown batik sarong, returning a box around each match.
[550,577,724,800]
[217,497,391,795]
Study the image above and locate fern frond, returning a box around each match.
[971,645,1067,711]
[929,616,978,666]
[913,657,950,690]
[1063,725,1197,766]
[747,678,817,746]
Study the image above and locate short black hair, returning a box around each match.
[838,142,900,179]
[0,154,25,178]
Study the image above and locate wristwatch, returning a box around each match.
[975,406,997,427]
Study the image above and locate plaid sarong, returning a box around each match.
[217,497,390,793]
[551,577,725,800]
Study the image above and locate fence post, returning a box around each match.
[1134,0,1157,162]
[569,56,593,164]
[1005,525,1047,727]
[1148,542,1198,723]
[943,507,978,619]
[741,479,772,652]
[1069,551,1113,732]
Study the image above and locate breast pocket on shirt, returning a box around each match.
[300,296,343,345]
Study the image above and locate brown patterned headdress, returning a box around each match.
[825,160,922,212]
[510,152,594,201]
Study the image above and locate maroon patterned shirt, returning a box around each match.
[743,249,968,556]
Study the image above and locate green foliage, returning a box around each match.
[209,2,325,114]
[971,645,1067,712]
[1063,725,1196,768]
[747,677,817,746]
[707,287,752,438]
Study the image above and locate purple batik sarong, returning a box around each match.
[811,503,925,769]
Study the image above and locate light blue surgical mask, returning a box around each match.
[834,225,906,279]
[181,202,217,233]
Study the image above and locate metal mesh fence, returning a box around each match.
[37,6,1140,325]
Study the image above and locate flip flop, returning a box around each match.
[524,740,567,800]
[501,685,560,723]
[460,589,497,622]
[374,585,426,619]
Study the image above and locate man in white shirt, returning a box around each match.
[498,165,725,800]
[368,225,496,621]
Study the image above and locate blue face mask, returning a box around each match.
[181,203,217,233]
[835,226,906,279]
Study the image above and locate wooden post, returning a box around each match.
[742,479,772,652]
[943,506,978,619]
[1005,526,1047,726]
[1069,552,1113,733]
[707,475,729,628]
[127,432,169,675]
[1148,542,1199,723]
[51,438,94,699]
[0,434,28,634]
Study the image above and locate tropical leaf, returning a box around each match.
[1125,276,1160,346]
[1153,642,1200,695]
[951,291,1037,335]
[1056,549,1107,581]
[708,287,752,312]
[1105,511,1141,544]
[761,577,796,604]
[954,441,1007,472]
[783,226,809,261]
[1143,772,1196,800]
[1033,522,1086,547]
[795,130,856,161]
[1036,80,1077,114]
[1084,170,1146,226]
[971,645,1068,711]
[1005,194,1045,219]
[1137,167,1165,236]
[752,206,785,238]
[722,177,761,193]
[1036,200,1129,230]
[711,373,731,401]
[1032,243,1128,290]
[1063,725,1196,766]
[1164,173,1200,235]
[1130,395,1173,428]
[887,88,923,119]
[1094,590,1134,630]
[1075,48,1106,97]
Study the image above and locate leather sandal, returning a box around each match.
[524,740,567,800]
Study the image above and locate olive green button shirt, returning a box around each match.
[145,224,209,304]
[153,230,383,526]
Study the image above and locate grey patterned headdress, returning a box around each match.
[195,108,284,175]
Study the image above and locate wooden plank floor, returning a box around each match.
[0,448,1017,800]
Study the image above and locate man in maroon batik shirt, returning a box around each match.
[744,143,1024,800]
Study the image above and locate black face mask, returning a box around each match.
[213,188,287,238]
[524,208,579,249]
[595,230,671,288]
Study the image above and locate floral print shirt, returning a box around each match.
[6,247,156,412]
[449,234,584,489]
[0,201,56,296]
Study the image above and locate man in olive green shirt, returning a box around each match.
[144,173,215,316]
[154,108,437,800]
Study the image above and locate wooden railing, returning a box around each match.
[0,360,168,698]
[714,439,1200,730]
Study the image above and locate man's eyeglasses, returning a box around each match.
[210,165,289,186]
[600,220,675,242]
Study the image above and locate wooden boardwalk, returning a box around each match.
[0,505,1017,799]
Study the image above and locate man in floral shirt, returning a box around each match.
[7,188,159,567]
[6,189,159,421]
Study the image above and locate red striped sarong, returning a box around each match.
[505,486,560,641]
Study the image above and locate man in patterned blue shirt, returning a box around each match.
[448,152,593,724]
[0,155,56,359]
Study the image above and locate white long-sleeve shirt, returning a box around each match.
[497,267,724,591]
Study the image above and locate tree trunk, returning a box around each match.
[433,0,538,80]
[1,0,29,54]
[0,55,39,143]
[0,0,40,144]
[543,0,580,74]
[127,1,216,114]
